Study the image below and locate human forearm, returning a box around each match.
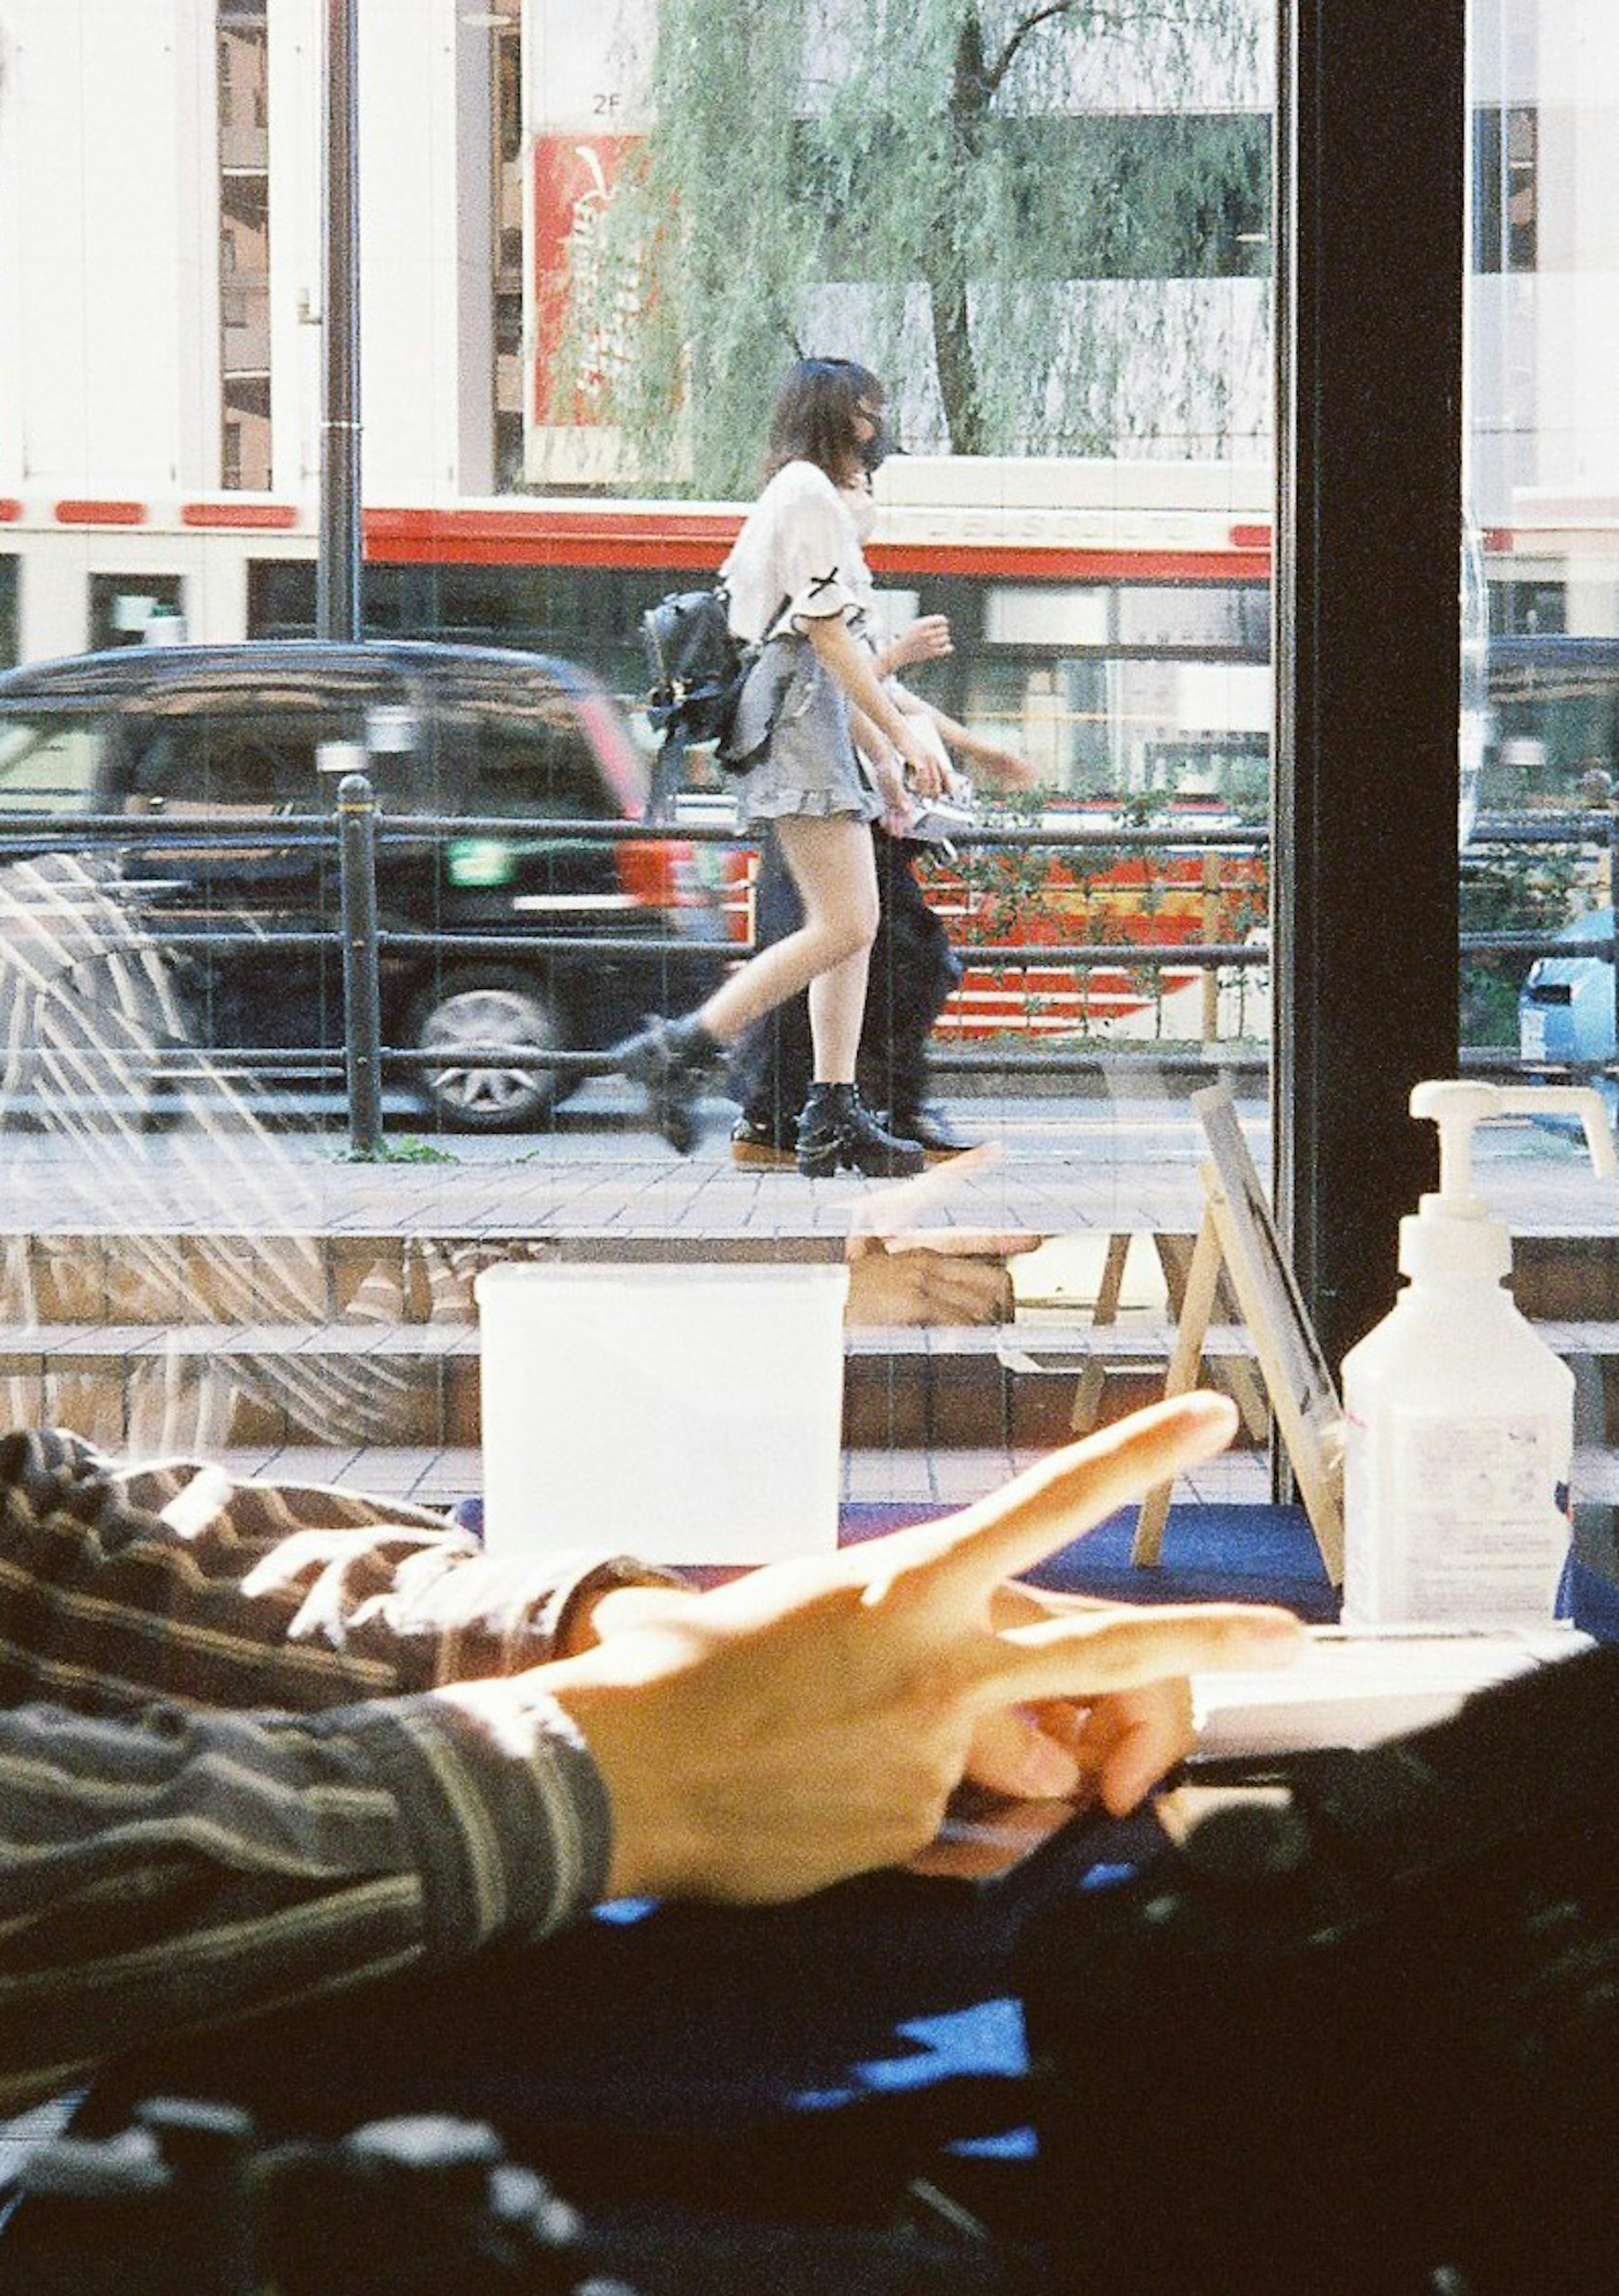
[0,1428,677,1714]
[806,614,931,767]
[947,727,1034,784]
[0,1678,610,2116]
[885,694,1034,787]
[873,614,952,677]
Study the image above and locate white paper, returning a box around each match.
[1193,1624,1592,1758]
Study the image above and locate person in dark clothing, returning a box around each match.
[729,822,963,1162]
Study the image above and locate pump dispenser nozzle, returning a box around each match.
[1402,1081,1618,1286]
[1410,1080,1618,1198]
[1409,1080,1499,1220]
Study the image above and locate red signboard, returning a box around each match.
[530,132,641,425]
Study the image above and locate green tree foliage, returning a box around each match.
[556,0,1266,494]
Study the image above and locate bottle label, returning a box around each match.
[1391,1413,1569,1622]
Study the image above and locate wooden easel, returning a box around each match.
[1069,1229,1270,1447]
[1132,1089,1347,1582]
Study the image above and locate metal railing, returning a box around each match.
[2,797,1613,1151]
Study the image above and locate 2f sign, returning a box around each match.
[524,0,650,135]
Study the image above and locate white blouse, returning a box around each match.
[722,459,871,645]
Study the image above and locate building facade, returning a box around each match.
[0,0,1615,710]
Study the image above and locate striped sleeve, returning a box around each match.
[0,1428,684,1716]
[0,1674,612,2119]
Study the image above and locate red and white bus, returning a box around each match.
[0,461,1280,1041]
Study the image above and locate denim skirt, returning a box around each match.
[726,638,882,830]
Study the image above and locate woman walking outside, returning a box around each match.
[612,358,945,1177]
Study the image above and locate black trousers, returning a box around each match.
[727,827,961,1131]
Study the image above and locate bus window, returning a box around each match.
[88,575,187,651]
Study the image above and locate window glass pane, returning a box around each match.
[87,575,186,651]
[1466,0,1619,1548]
[516,0,1279,1523]
[3,4,1279,1520]
[0,719,109,812]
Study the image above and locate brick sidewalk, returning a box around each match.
[3,1084,1612,1243]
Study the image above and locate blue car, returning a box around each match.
[1519,908,1617,1078]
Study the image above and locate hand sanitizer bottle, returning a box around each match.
[1341,1081,1616,1630]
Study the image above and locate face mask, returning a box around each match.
[841,483,878,543]
[859,421,894,475]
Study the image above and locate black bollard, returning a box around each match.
[337,770,384,1156]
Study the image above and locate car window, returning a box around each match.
[425,695,607,821]
[116,715,336,817]
[0,717,111,812]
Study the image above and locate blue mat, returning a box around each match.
[844,1502,1619,1637]
[460,1491,1619,1635]
[842,1499,1342,1621]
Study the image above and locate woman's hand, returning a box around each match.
[895,714,947,800]
[869,749,919,835]
[975,742,1038,789]
[881,615,954,674]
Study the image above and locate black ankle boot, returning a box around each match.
[886,1099,975,1159]
[796,1083,927,1179]
[613,1013,724,1154]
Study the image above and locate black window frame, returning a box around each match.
[1274,0,1466,1375]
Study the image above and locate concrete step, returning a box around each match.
[10,1226,1619,1460]
[11,1300,1619,1457]
[0,1225,1218,1454]
[0,1313,1181,1454]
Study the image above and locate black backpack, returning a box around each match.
[640,584,785,819]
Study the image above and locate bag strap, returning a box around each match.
[647,721,688,826]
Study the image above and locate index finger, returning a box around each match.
[898,1393,1240,1597]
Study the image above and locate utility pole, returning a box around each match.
[319,0,381,1152]
[317,0,361,641]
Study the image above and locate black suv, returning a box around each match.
[0,640,729,1127]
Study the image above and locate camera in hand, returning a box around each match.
[1017,1640,1619,2296]
[8,1647,1619,2296]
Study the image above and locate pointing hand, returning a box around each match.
[546,1394,1304,1905]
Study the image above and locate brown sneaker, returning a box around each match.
[729,1112,798,1168]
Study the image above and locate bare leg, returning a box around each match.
[696,815,878,1078]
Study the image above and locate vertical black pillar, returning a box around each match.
[1274,0,1468,1379]
[318,0,362,643]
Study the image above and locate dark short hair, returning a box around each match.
[764,357,884,484]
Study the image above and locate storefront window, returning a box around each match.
[1466,0,1619,1247]
[1,2,1286,1513]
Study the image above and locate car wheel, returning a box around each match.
[408,968,570,1132]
